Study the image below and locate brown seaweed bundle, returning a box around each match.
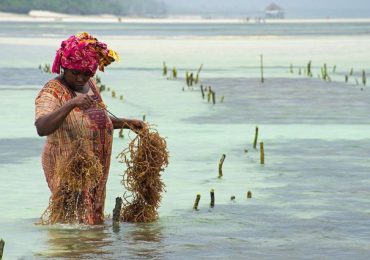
[118,125,169,223]
[41,138,103,224]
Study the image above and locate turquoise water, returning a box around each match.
[1,21,370,259]
[1,21,370,38]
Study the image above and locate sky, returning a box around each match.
[161,0,370,18]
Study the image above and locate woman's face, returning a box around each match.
[63,68,94,91]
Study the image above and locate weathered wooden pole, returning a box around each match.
[260,142,265,164]
[200,85,205,99]
[113,197,123,225]
[290,64,293,73]
[211,91,216,105]
[253,126,259,149]
[112,91,116,98]
[260,54,264,83]
[189,73,194,86]
[345,75,348,83]
[118,128,124,139]
[0,239,4,259]
[247,191,252,198]
[307,61,311,76]
[207,86,212,103]
[195,64,203,85]
[220,96,224,103]
[210,189,215,208]
[362,70,366,86]
[218,154,226,178]
[162,62,167,76]
[193,194,201,210]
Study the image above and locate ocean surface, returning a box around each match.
[1,21,370,259]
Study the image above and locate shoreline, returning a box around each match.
[1,11,370,24]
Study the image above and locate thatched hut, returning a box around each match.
[265,3,284,19]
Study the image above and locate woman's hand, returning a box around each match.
[70,94,94,110]
[129,119,145,131]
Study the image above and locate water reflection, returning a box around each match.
[37,225,113,259]
[117,222,167,259]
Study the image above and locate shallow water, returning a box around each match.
[1,21,370,259]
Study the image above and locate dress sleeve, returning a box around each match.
[35,80,63,121]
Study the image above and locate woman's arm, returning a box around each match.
[109,116,145,130]
[35,94,94,136]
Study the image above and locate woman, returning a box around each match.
[35,32,143,225]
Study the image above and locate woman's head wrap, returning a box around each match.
[51,32,119,74]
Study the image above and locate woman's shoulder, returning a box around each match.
[38,78,67,98]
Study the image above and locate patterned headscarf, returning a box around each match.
[52,32,119,74]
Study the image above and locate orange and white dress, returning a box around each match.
[35,78,113,225]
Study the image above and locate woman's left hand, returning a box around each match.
[129,119,145,131]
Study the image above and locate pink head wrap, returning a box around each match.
[52,32,119,74]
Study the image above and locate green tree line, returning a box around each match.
[0,0,167,16]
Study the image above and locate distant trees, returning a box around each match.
[0,0,167,16]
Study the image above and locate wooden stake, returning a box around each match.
[307,60,312,77]
[207,86,212,103]
[163,62,167,76]
[210,189,215,208]
[113,197,123,224]
[220,96,224,103]
[345,75,348,83]
[218,154,226,178]
[230,195,236,201]
[200,85,205,99]
[362,70,366,86]
[211,91,216,105]
[260,142,264,164]
[193,194,201,210]
[253,126,259,149]
[247,191,252,198]
[189,73,194,86]
[0,239,4,259]
[118,128,124,139]
[112,91,116,98]
[195,64,203,85]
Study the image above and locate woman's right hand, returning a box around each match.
[70,94,94,110]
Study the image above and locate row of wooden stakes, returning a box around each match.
[193,126,264,211]
[290,61,367,86]
[162,62,225,104]
[192,190,253,211]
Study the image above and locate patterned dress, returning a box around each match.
[35,78,113,224]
